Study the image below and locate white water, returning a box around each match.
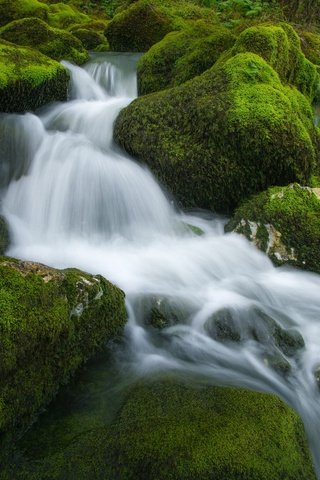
[1,52,320,475]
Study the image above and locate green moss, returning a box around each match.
[300,31,320,66]
[105,0,217,52]
[232,23,319,101]
[0,216,9,255]
[0,40,70,112]
[3,379,315,479]
[0,0,48,27]
[70,27,107,50]
[102,380,316,480]
[48,2,89,29]
[115,51,318,213]
[225,183,320,273]
[138,21,236,94]
[0,17,88,64]
[0,258,127,436]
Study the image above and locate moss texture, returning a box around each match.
[0,258,127,437]
[225,183,320,273]
[0,40,70,113]
[232,23,319,101]
[138,21,236,95]
[0,0,48,27]
[0,17,88,64]
[0,216,9,255]
[300,31,320,66]
[105,0,217,52]
[47,2,89,29]
[2,379,316,479]
[115,48,318,213]
[70,27,108,50]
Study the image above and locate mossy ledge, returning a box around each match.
[0,40,70,113]
[0,257,127,437]
[7,379,316,479]
[225,183,320,273]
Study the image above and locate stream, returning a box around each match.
[1,53,320,476]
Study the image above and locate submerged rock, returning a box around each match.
[225,183,320,273]
[0,17,88,64]
[10,380,316,479]
[0,40,69,113]
[0,257,127,436]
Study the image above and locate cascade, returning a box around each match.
[1,52,320,476]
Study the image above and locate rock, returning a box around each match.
[0,40,70,113]
[115,24,318,213]
[0,17,88,64]
[105,0,174,52]
[70,27,108,51]
[0,257,127,435]
[138,21,236,95]
[0,216,9,255]
[47,2,89,29]
[3,380,316,479]
[225,183,320,273]
[137,295,190,329]
[0,0,49,28]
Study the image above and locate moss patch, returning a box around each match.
[2,379,316,479]
[0,17,88,64]
[0,0,48,27]
[0,40,70,112]
[138,21,236,95]
[225,183,320,273]
[0,217,10,255]
[115,50,318,213]
[105,0,217,52]
[0,257,127,437]
[47,2,89,29]
[300,31,320,66]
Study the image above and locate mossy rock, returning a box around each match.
[0,216,10,255]
[48,2,89,29]
[105,0,175,52]
[0,18,88,64]
[225,183,320,273]
[115,50,318,213]
[0,40,69,113]
[138,21,236,95]
[231,23,319,101]
[300,31,320,66]
[0,257,127,436]
[4,380,316,479]
[102,380,316,480]
[70,27,107,50]
[0,0,48,27]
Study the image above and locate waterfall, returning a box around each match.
[1,52,320,476]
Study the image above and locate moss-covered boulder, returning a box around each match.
[300,31,320,66]
[70,27,108,50]
[3,380,316,479]
[0,18,88,64]
[0,0,48,27]
[115,49,318,213]
[102,381,315,480]
[0,216,9,255]
[231,23,319,100]
[0,40,70,113]
[138,21,236,95]
[0,257,127,436]
[225,183,320,273]
[105,0,175,52]
[47,2,89,29]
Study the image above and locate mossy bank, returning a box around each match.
[0,257,127,438]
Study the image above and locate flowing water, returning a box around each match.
[1,52,320,475]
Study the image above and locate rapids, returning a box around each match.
[1,52,320,476]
